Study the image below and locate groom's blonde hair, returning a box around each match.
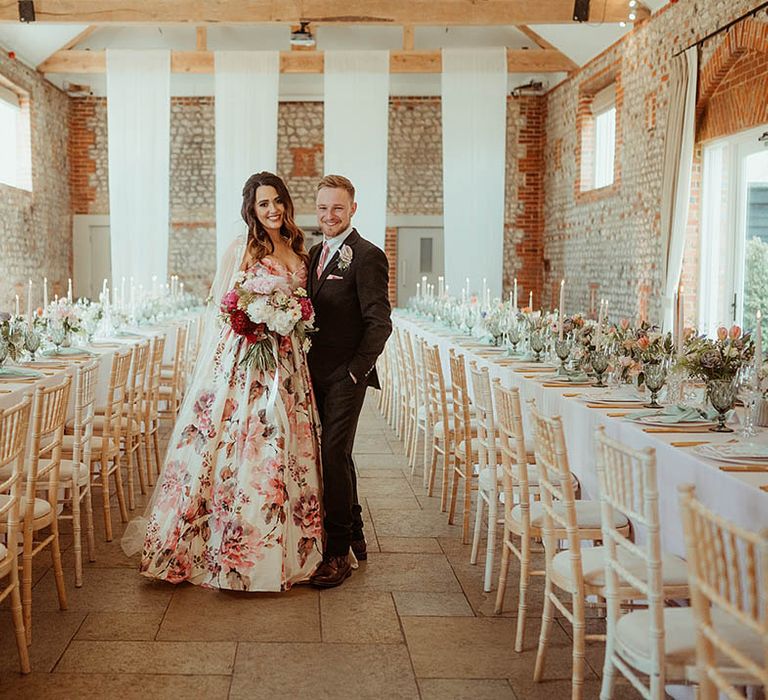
[317,174,355,201]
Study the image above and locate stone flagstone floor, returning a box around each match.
[0,395,642,699]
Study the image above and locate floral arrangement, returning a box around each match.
[679,325,754,382]
[0,313,27,362]
[44,298,83,336]
[220,270,315,371]
[78,299,103,338]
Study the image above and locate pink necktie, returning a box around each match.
[317,242,330,279]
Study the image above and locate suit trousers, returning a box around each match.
[313,373,368,557]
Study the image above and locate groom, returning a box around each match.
[307,174,392,588]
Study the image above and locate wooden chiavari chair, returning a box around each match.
[119,340,149,509]
[423,343,453,509]
[529,405,631,700]
[595,427,691,699]
[409,337,430,480]
[0,396,32,673]
[447,349,475,544]
[393,328,410,440]
[468,363,503,592]
[86,349,132,541]
[18,377,71,644]
[159,322,189,425]
[59,360,99,587]
[679,483,768,700]
[143,334,166,485]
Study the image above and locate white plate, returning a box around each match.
[694,444,768,465]
[635,415,717,428]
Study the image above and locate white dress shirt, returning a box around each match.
[319,226,353,274]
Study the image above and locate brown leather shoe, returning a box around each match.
[310,554,352,588]
[351,538,367,561]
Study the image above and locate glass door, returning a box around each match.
[699,125,768,334]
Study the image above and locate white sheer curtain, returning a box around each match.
[106,50,170,288]
[324,51,390,250]
[660,47,698,330]
[215,52,280,264]
[441,48,508,298]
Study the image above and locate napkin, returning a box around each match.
[0,366,43,379]
[626,405,718,424]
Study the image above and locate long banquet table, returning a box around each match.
[0,316,196,418]
[395,311,768,559]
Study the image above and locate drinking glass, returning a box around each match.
[707,378,736,433]
[643,361,667,409]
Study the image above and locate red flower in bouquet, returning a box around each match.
[229,308,254,336]
[299,297,314,322]
[221,289,239,313]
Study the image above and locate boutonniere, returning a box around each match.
[338,244,353,271]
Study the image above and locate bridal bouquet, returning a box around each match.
[220,271,316,371]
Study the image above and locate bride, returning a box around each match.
[134,172,323,591]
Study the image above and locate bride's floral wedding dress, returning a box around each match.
[140,257,323,591]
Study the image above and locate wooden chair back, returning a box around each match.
[448,348,473,468]
[529,404,585,591]
[100,349,133,451]
[595,426,667,697]
[493,380,533,527]
[69,360,100,469]
[679,483,768,698]
[468,362,497,487]
[26,376,72,518]
[0,396,32,556]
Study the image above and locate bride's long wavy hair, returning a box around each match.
[240,171,308,269]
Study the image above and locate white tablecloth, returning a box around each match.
[395,312,768,559]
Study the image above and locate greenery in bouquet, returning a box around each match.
[44,298,83,336]
[679,325,754,382]
[0,313,27,362]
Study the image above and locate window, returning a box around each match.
[0,81,32,191]
[699,125,768,334]
[579,83,617,192]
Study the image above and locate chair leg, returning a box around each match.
[72,479,84,588]
[515,535,532,652]
[440,450,450,512]
[21,531,33,645]
[470,490,484,565]
[144,425,155,487]
[447,464,461,525]
[126,438,136,511]
[494,529,511,614]
[461,474,473,545]
[571,593,586,700]
[136,435,147,495]
[152,428,162,476]
[427,443,439,497]
[112,453,129,523]
[9,579,30,673]
[483,498,497,593]
[50,521,68,612]
[84,481,96,563]
[421,425,431,489]
[99,458,114,542]
[533,577,555,682]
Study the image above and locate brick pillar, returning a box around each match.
[384,227,398,307]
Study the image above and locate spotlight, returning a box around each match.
[573,0,590,22]
[17,0,35,22]
[629,0,637,6]
[619,21,627,26]
[629,11,637,20]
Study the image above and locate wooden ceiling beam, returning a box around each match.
[517,25,578,72]
[402,25,414,51]
[38,48,575,74]
[35,25,98,68]
[0,0,648,25]
[195,26,207,51]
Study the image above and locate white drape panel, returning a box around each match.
[106,50,170,288]
[441,48,507,298]
[660,48,698,330]
[215,52,280,264]
[324,51,390,250]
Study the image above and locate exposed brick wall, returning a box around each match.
[542,0,767,324]
[384,226,398,307]
[69,96,543,305]
[0,49,71,310]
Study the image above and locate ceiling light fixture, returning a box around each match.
[17,0,35,23]
[290,21,315,47]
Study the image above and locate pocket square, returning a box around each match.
[327,274,344,280]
